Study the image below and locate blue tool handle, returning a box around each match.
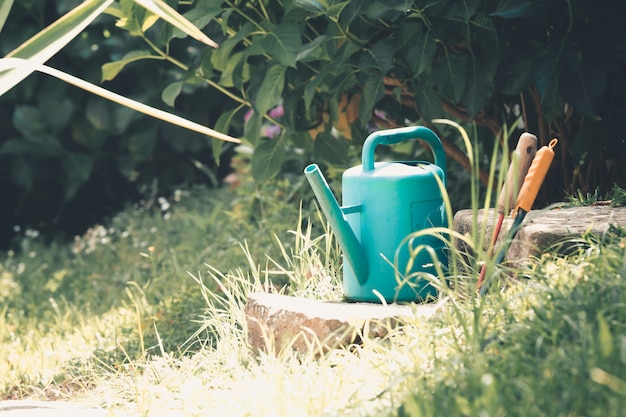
[479,209,527,296]
[362,126,447,173]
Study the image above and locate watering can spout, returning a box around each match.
[304,164,369,285]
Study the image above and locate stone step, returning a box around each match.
[245,292,442,356]
[453,205,626,266]
[245,206,626,356]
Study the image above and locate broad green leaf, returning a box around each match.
[243,111,263,145]
[314,132,349,164]
[102,3,125,20]
[212,139,224,167]
[364,0,410,20]
[161,81,183,107]
[413,80,441,122]
[326,1,351,20]
[141,12,160,32]
[533,44,565,121]
[296,35,328,63]
[303,71,326,114]
[251,139,285,181]
[133,0,218,47]
[218,52,249,88]
[262,24,302,68]
[0,0,114,96]
[359,76,384,126]
[339,1,365,26]
[108,0,144,36]
[254,64,286,116]
[170,4,222,40]
[0,58,241,143]
[328,70,358,95]
[294,0,325,13]
[407,28,436,76]
[212,106,242,165]
[210,22,255,71]
[463,49,497,117]
[101,50,155,82]
[444,0,479,22]
[434,51,467,103]
[0,0,13,34]
[359,40,394,75]
[217,108,242,133]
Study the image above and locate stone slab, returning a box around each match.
[453,205,626,265]
[245,292,441,355]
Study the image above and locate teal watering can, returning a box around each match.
[304,126,448,303]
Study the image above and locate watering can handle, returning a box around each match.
[362,126,447,173]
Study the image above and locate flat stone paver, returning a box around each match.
[0,400,105,417]
[453,205,626,266]
[245,292,443,355]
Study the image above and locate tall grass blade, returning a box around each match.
[0,58,241,143]
[134,0,218,48]
[0,0,114,96]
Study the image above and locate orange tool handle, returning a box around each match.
[497,132,538,214]
[514,138,558,213]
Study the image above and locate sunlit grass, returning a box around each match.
[2,141,626,415]
[0,176,312,401]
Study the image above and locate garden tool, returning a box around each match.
[476,133,537,290]
[479,138,559,295]
[304,126,448,303]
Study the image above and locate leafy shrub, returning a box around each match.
[3,0,626,247]
[0,0,237,248]
[107,0,626,198]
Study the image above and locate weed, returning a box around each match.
[567,183,626,207]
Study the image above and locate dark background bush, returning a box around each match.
[2,0,626,249]
[0,0,236,249]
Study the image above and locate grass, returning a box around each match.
[2,159,626,415]
[0,172,317,399]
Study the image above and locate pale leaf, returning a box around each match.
[0,0,14,34]
[133,0,218,48]
[0,58,241,144]
[0,0,115,96]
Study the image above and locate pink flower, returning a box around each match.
[262,124,282,139]
[268,105,284,119]
[244,108,254,122]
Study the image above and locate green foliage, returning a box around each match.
[0,0,237,246]
[2,165,626,413]
[400,227,626,417]
[2,0,625,246]
[104,0,625,198]
[567,183,626,207]
[0,172,316,397]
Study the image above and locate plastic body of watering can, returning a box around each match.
[304,126,448,303]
